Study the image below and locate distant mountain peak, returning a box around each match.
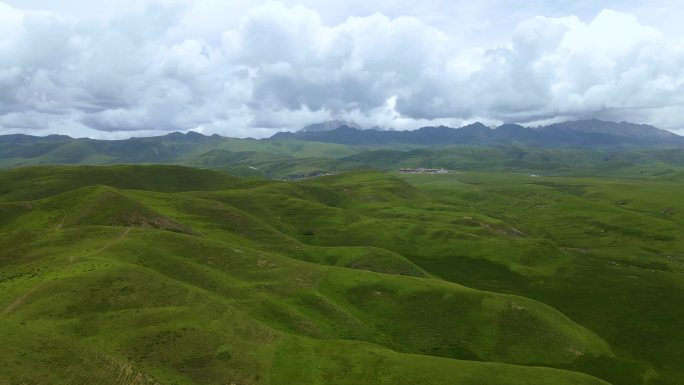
[299,120,363,133]
[542,119,677,140]
[163,131,210,142]
[464,122,490,129]
[186,131,206,138]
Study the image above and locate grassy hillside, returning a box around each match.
[1,165,683,384]
[0,165,239,202]
[339,146,684,174]
[193,146,684,180]
[0,134,357,168]
[4,133,684,181]
[399,172,684,385]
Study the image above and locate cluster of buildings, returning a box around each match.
[285,171,333,181]
[398,168,449,174]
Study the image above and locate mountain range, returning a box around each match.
[2,119,684,178]
[272,119,683,147]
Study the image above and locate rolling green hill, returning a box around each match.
[0,133,358,169]
[1,165,683,384]
[189,145,684,180]
[4,132,684,182]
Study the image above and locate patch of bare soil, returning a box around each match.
[124,213,193,235]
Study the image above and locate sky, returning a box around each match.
[1,0,683,139]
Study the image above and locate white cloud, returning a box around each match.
[0,0,683,138]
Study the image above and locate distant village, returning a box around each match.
[399,168,449,174]
[285,171,334,181]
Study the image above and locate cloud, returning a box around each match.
[0,1,683,138]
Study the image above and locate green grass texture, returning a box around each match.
[1,164,683,384]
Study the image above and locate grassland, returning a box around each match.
[1,165,682,384]
[0,135,358,169]
[5,132,684,181]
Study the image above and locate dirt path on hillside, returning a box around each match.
[1,227,132,317]
[0,284,42,316]
[89,227,132,255]
[55,211,67,230]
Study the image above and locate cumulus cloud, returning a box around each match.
[0,0,683,138]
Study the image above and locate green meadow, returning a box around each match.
[1,164,683,384]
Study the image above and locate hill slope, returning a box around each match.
[2,165,684,384]
[0,132,357,168]
[0,165,623,385]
